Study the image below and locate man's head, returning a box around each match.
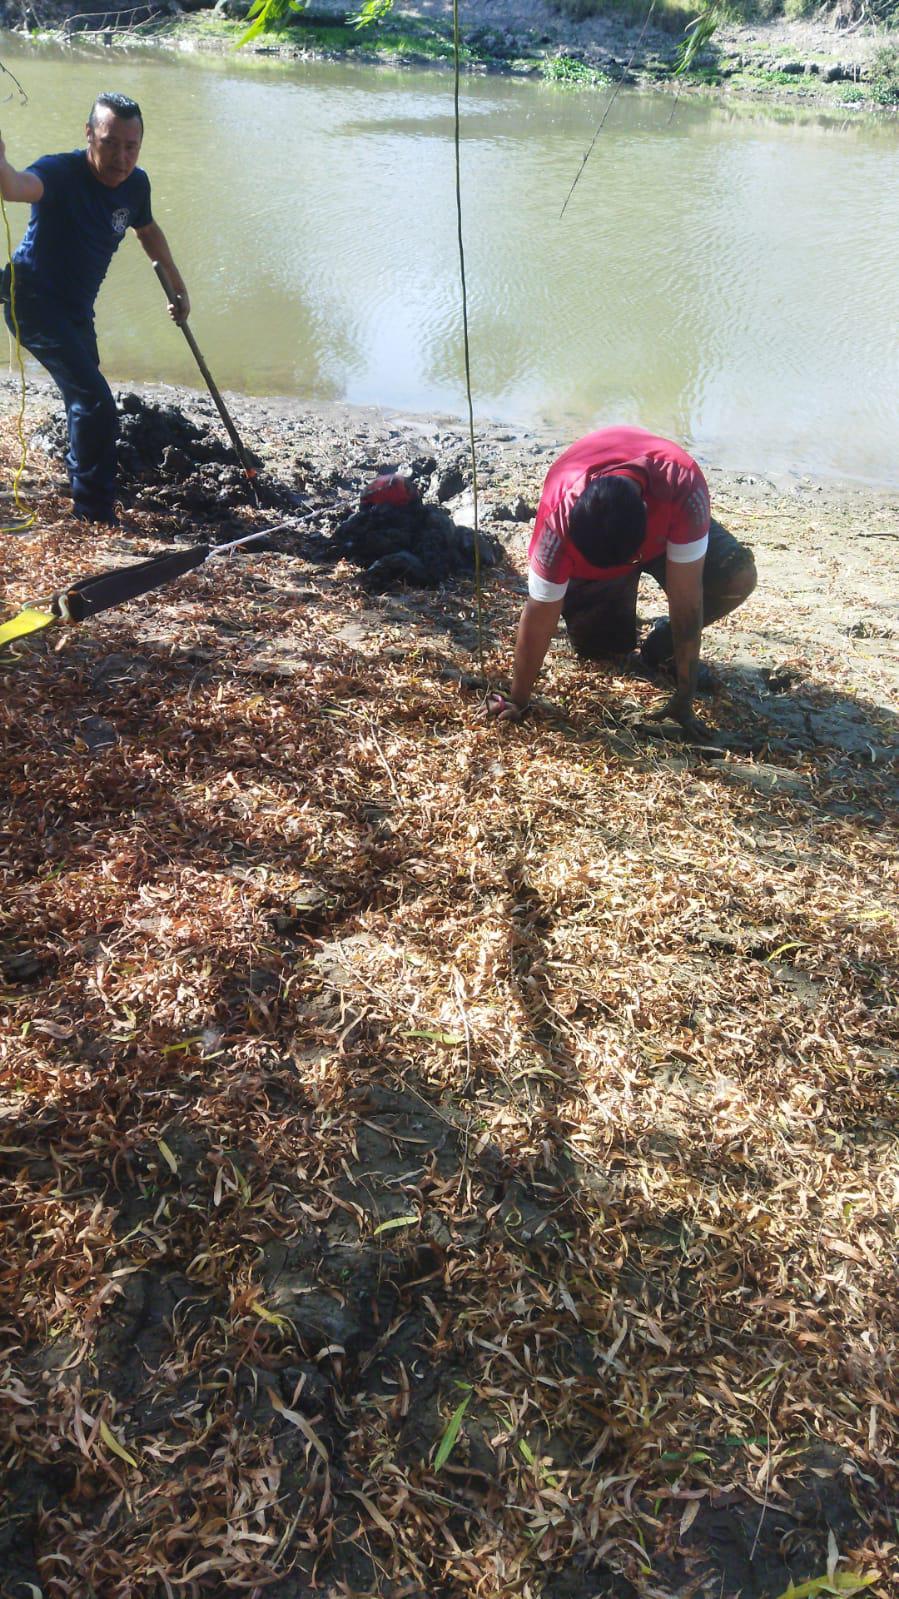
[85,93,143,187]
[567,474,646,568]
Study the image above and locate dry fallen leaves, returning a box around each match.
[0,414,897,1597]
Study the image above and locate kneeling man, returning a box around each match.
[488,426,756,739]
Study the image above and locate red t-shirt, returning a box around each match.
[527,427,710,600]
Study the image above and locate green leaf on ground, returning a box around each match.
[373,1214,419,1235]
[434,1391,472,1471]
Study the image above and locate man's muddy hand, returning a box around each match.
[168,289,190,325]
[483,692,530,724]
[646,692,715,744]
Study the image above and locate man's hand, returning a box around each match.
[483,692,529,724]
[646,691,715,745]
[168,287,190,325]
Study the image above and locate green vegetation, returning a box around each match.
[168,8,467,63]
[288,21,465,61]
[756,67,808,85]
[541,53,611,88]
[870,42,899,103]
[679,64,723,84]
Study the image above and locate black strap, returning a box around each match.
[60,545,210,622]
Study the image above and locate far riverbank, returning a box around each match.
[1,0,898,113]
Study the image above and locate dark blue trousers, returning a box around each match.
[3,284,118,520]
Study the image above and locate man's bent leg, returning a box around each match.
[4,301,119,521]
[641,520,757,669]
[562,571,642,659]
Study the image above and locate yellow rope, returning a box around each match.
[1,190,35,535]
[452,0,485,683]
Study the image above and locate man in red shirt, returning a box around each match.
[487,426,756,739]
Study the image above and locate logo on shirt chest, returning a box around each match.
[111,207,130,238]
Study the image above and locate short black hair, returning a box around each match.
[567,475,646,567]
[88,93,144,134]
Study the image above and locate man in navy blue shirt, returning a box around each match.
[0,92,189,524]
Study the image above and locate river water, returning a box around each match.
[1,34,897,485]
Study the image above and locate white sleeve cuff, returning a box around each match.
[666,533,709,564]
[528,569,569,602]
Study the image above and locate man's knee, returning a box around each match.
[563,606,637,659]
[706,542,757,615]
[563,576,640,659]
[565,623,636,660]
[724,548,757,606]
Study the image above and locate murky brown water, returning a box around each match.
[1,34,898,483]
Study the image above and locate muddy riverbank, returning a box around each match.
[4,373,899,726]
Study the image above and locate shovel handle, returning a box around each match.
[153,258,186,318]
[151,260,258,491]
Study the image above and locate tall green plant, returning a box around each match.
[240,0,392,42]
[674,0,726,76]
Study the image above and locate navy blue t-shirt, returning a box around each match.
[13,150,152,315]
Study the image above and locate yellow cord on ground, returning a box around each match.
[1,190,36,535]
[452,0,485,683]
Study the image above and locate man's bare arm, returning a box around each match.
[667,556,704,700]
[135,220,190,322]
[506,596,563,709]
[0,135,43,203]
[485,597,563,721]
[649,555,710,738]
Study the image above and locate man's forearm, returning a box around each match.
[137,222,187,295]
[670,600,703,703]
[510,598,563,707]
[0,157,42,204]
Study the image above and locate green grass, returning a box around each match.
[679,65,723,84]
[542,54,611,88]
[166,13,247,40]
[166,11,474,63]
[299,22,468,61]
[753,67,807,86]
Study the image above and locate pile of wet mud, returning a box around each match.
[30,390,505,588]
[32,392,296,516]
[327,497,504,590]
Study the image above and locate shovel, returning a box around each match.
[153,261,260,503]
